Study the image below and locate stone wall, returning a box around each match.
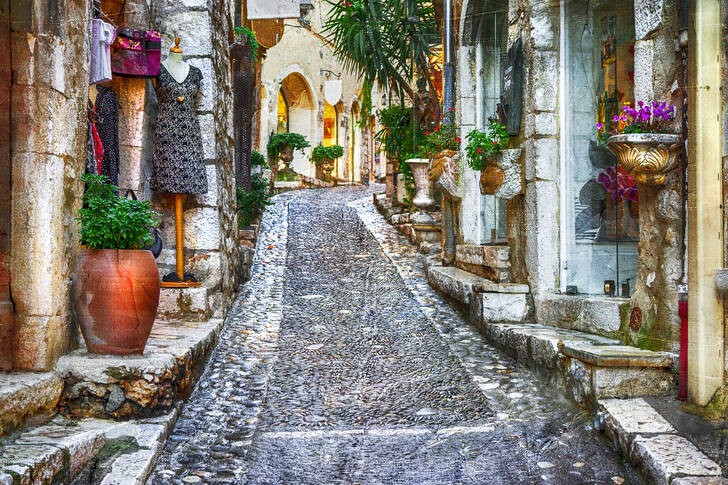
[0,0,12,371]
[9,0,90,370]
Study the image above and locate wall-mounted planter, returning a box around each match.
[431,149,462,201]
[478,148,523,199]
[606,133,681,185]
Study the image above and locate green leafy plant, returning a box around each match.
[311,144,344,164]
[267,132,310,161]
[77,174,160,250]
[251,150,268,168]
[464,122,509,171]
[233,26,259,62]
[237,173,272,227]
[419,122,461,158]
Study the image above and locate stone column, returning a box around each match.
[10,0,89,370]
[0,0,12,370]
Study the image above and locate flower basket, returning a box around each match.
[606,133,681,186]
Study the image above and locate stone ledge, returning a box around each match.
[599,398,676,460]
[158,287,210,322]
[54,319,223,419]
[536,292,628,337]
[426,265,488,305]
[0,372,63,436]
[561,344,674,368]
[631,434,721,485]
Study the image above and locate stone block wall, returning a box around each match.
[8,0,90,370]
[0,0,12,371]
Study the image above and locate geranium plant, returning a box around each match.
[311,144,344,164]
[464,121,509,171]
[596,101,676,142]
[267,132,310,160]
[418,122,461,159]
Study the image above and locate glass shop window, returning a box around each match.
[562,0,637,296]
[323,101,338,146]
[476,1,508,243]
[277,90,289,133]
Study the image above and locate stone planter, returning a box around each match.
[71,249,160,355]
[320,158,335,180]
[478,149,523,198]
[606,133,681,185]
[279,145,294,171]
[405,158,435,209]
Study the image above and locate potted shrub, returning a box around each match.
[601,101,680,185]
[71,174,161,355]
[237,173,272,227]
[464,121,509,194]
[267,132,310,172]
[311,144,343,180]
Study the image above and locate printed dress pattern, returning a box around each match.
[153,64,208,194]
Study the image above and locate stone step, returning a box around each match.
[0,372,64,436]
[158,286,210,322]
[484,323,673,408]
[0,410,177,485]
[54,319,223,420]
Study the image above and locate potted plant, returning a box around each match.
[71,174,161,355]
[464,121,509,194]
[267,132,310,172]
[601,101,680,185]
[311,144,344,180]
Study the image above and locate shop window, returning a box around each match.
[277,90,289,133]
[561,0,637,295]
[323,101,338,146]
[476,0,508,243]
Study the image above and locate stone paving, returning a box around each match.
[149,187,644,484]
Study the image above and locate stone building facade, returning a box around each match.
[254,0,375,184]
[0,0,244,371]
[448,0,728,407]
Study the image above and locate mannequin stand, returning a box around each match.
[160,193,201,288]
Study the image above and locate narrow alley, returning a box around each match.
[150,187,643,484]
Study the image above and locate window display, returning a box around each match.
[561,0,637,295]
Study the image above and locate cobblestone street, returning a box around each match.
[150,187,644,484]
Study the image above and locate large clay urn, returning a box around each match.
[279,145,294,171]
[606,133,681,185]
[72,249,160,355]
[405,158,435,209]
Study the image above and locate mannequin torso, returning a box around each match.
[162,52,190,84]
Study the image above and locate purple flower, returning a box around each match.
[613,115,620,122]
[596,123,604,130]
[638,101,644,107]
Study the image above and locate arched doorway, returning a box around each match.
[278,72,315,175]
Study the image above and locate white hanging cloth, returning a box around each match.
[90,19,116,85]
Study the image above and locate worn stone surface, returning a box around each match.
[561,344,674,368]
[672,478,728,485]
[157,287,210,322]
[600,398,676,458]
[481,293,530,323]
[54,319,223,419]
[149,188,643,484]
[593,366,673,400]
[631,434,721,484]
[0,372,63,435]
[536,293,626,337]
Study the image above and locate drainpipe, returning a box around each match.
[442,0,454,120]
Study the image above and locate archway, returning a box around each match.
[278,72,315,175]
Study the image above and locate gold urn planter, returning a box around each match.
[321,158,335,180]
[606,133,681,186]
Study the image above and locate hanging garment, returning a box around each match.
[94,85,120,185]
[86,101,103,175]
[152,64,208,194]
[90,19,116,85]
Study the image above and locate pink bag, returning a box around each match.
[111,29,161,78]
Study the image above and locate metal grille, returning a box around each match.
[232,42,254,192]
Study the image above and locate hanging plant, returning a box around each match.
[233,26,260,62]
[311,144,344,165]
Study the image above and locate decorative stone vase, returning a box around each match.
[606,133,681,185]
[479,164,504,195]
[478,149,524,198]
[405,158,435,209]
[279,145,294,171]
[320,158,335,180]
[72,249,160,355]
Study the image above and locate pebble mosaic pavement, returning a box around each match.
[150,187,644,484]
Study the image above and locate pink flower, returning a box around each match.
[596,123,604,130]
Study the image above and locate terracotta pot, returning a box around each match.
[72,249,160,355]
[606,133,681,185]
[479,164,504,195]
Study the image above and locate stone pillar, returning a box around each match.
[0,0,12,370]
[10,0,89,370]
[687,0,724,406]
